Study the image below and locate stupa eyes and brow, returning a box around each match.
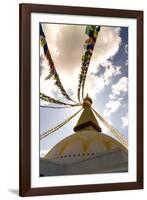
[40,24,128,176]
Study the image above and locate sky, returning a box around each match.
[40,23,128,157]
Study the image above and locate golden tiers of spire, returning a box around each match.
[82,94,93,108]
[74,94,102,133]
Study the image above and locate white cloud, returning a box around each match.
[89,27,122,74]
[101,60,121,85]
[84,74,105,99]
[84,60,122,99]
[104,99,121,117]
[124,44,128,54]
[112,77,128,96]
[42,24,121,75]
[40,59,122,103]
[104,65,121,82]
[42,24,86,75]
[80,60,122,100]
[103,77,128,117]
[109,94,116,100]
[125,59,128,66]
[40,24,122,102]
[121,113,128,127]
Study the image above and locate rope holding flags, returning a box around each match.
[40,24,55,79]
[40,92,80,107]
[40,24,77,104]
[92,107,128,150]
[77,25,101,102]
[40,105,81,109]
[40,108,83,140]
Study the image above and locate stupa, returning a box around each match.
[40,95,128,176]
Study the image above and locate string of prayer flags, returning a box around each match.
[40,92,79,107]
[40,24,77,103]
[77,25,101,101]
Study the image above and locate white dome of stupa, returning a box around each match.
[40,95,127,176]
[44,129,127,164]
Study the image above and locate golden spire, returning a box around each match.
[74,94,101,132]
[82,94,92,108]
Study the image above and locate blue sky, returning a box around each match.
[40,24,128,157]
